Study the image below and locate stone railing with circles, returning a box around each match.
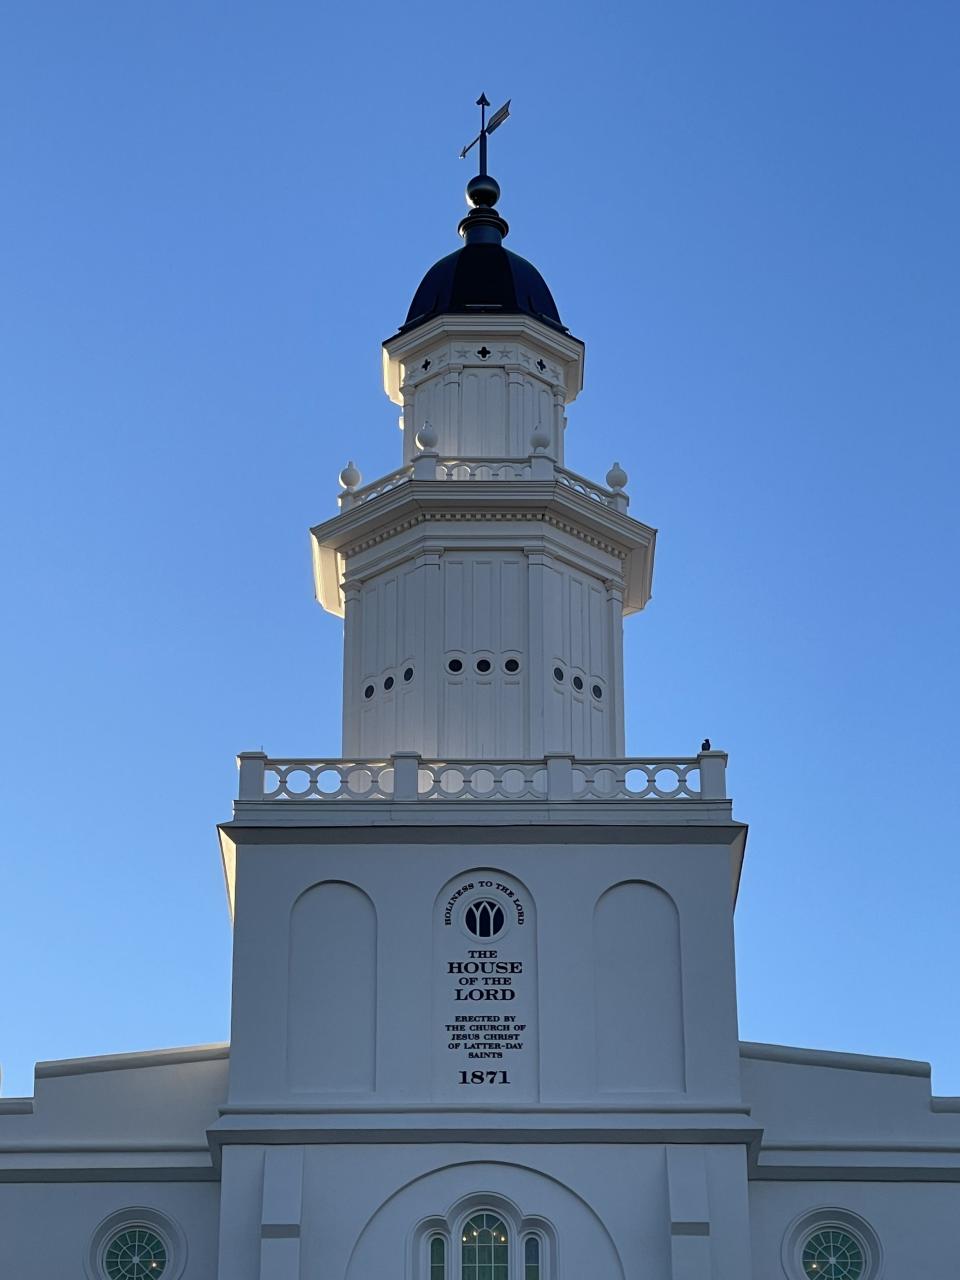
[435,458,533,482]
[260,758,397,801]
[571,758,702,800]
[238,750,727,804]
[337,453,629,513]
[416,759,549,800]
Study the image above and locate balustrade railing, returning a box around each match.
[237,751,727,803]
[338,457,627,511]
[435,457,533,482]
[341,465,412,508]
[555,465,624,509]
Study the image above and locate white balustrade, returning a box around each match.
[237,751,727,803]
[339,465,412,508]
[254,757,397,801]
[336,458,627,510]
[555,465,627,510]
[435,458,533,481]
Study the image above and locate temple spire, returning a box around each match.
[457,93,512,245]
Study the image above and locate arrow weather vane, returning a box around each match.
[459,93,511,176]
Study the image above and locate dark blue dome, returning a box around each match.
[401,242,565,333]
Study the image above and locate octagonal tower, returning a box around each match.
[311,166,656,760]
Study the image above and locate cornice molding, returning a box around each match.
[310,478,656,616]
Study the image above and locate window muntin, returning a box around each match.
[802,1228,864,1280]
[430,1235,446,1280]
[103,1226,167,1279]
[461,1213,508,1280]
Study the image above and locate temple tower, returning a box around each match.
[216,103,753,1280]
[311,154,654,761]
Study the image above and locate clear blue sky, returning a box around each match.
[1,2,958,1099]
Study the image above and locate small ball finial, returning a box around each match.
[530,424,551,454]
[606,461,628,491]
[339,460,361,491]
[466,172,501,209]
[415,421,438,451]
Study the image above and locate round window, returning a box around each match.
[448,657,463,673]
[802,1229,864,1280]
[782,1209,879,1280]
[504,658,520,673]
[572,675,584,691]
[553,666,564,682]
[403,666,414,682]
[363,684,375,699]
[476,658,492,673]
[384,675,395,691]
[88,1208,184,1280]
[464,898,506,938]
[103,1226,167,1280]
[592,684,603,699]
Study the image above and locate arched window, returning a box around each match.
[429,1235,446,1280]
[461,1213,508,1280]
[524,1235,541,1280]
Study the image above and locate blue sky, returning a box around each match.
[1,1,958,1099]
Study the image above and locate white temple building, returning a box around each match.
[2,103,959,1280]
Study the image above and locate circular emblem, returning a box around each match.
[464,898,506,939]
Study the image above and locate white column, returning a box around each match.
[442,368,461,457]
[507,370,525,455]
[419,549,443,757]
[400,384,416,464]
[341,582,362,755]
[605,579,626,755]
[552,386,566,464]
[526,549,548,756]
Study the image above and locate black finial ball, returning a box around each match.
[466,173,500,209]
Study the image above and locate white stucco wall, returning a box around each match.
[214,1142,754,1280]
[0,1181,220,1280]
[225,830,744,1108]
[750,1180,960,1275]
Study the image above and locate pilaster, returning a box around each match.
[341,583,362,756]
[259,1146,304,1280]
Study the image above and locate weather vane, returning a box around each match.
[459,93,511,177]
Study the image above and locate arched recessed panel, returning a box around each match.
[432,869,539,1101]
[350,1163,623,1280]
[287,881,376,1092]
[594,881,684,1091]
